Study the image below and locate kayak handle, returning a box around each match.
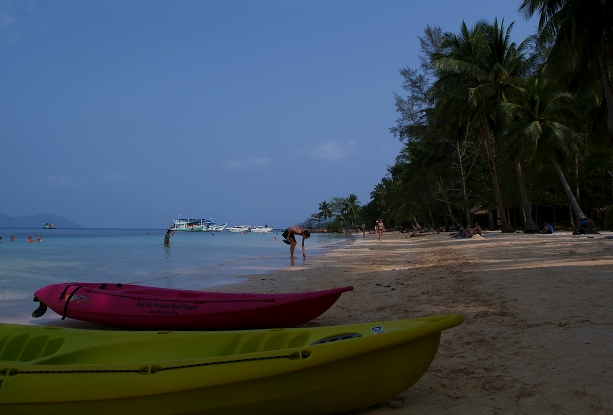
[32,296,48,318]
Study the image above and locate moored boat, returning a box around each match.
[226,225,251,233]
[0,314,462,415]
[170,216,207,232]
[202,218,227,232]
[32,283,354,329]
[250,225,273,233]
[43,222,56,229]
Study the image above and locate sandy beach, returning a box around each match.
[218,231,613,414]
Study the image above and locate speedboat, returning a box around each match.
[202,219,227,232]
[226,225,251,233]
[250,225,274,233]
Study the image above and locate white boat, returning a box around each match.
[250,225,273,233]
[203,219,227,232]
[171,216,226,232]
[171,217,207,232]
[226,225,251,233]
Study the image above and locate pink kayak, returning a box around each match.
[32,282,353,330]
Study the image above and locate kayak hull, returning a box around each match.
[33,282,353,329]
[0,315,462,415]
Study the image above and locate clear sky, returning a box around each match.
[0,0,537,229]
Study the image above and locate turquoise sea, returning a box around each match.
[0,228,352,324]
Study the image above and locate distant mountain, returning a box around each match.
[0,213,84,229]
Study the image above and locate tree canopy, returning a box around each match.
[302,2,612,233]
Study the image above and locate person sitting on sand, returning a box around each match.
[462,227,474,238]
[449,227,464,238]
[282,226,310,259]
[539,223,554,234]
[472,222,482,235]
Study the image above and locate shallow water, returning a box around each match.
[0,228,352,324]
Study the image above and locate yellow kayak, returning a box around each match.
[0,314,462,415]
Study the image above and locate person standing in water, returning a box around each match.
[164,228,172,245]
[282,225,310,259]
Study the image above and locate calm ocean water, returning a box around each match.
[0,228,353,323]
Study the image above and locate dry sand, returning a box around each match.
[218,231,613,414]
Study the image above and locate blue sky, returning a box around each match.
[0,1,537,228]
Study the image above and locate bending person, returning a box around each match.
[282,225,311,259]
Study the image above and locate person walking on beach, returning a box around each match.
[282,225,310,259]
[164,228,172,245]
[376,219,384,241]
[362,223,366,237]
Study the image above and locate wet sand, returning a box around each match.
[217,231,613,414]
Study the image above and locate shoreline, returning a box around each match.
[215,231,613,414]
[3,230,612,413]
[0,233,354,327]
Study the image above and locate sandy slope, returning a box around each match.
[218,231,613,414]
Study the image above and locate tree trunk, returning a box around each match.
[598,40,613,148]
[446,203,462,228]
[514,158,538,232]
[480,123,513,232]
[456,139,472,227]
[425,194,435,226]
[547,150,588,221]
[575,156,580,203]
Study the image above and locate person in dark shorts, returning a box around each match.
[282,226,311,259]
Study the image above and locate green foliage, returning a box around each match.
[307,10,613,231]
[380,16,612,230]
[308,194,363,229]
[326,221,343,233]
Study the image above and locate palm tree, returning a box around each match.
[317,201,332,223]
[430,19,534,232]
[500,76,592,225]
[344,194,361,229]
[519,0,613,146]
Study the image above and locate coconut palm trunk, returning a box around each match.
[514,158,538,232]
[445,203,462,228]
[480,123,513,232]
[598,42,613,147]
[547,150,589,222]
